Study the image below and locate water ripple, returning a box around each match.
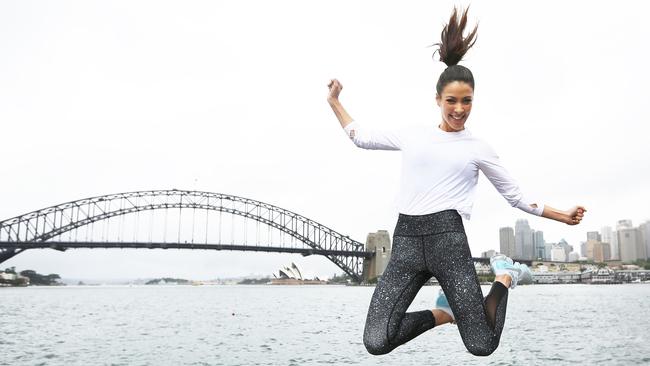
[1,285,649,365]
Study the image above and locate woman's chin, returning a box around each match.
[449,122,465,131]
[440,119,467,132]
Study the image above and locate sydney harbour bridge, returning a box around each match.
[0,189,505,283]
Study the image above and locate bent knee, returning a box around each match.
[363,338,392,355]
[466,342,498,357]
[363,330,393,355]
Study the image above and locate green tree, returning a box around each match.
[328,273,351,284]
[19,270,62,286]
[477,274,496,283]
[365,277,378,285]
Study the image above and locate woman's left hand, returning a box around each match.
[565,206,586,225]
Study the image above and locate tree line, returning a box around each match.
[2,267,62,286]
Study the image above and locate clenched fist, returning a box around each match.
[327,78,343,101]
[565,206,587,225]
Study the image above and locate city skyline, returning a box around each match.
[497,217,650,263]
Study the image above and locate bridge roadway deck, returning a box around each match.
[0,241,530,265]
[0,241,373,258]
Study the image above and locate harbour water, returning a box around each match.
[1,284,649,366]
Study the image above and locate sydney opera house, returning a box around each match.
[271,262,326,285]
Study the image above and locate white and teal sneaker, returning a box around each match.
[490,253,522,289]
[435,289,456,323]
[515,262,533,285]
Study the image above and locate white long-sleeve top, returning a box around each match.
[344,120,544,220]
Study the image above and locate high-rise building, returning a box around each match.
[617,220,634,262]
[499,227,515,258]
[601,226,618,260]
[586,232,608,261]
[551,245,566,262]
[482,249,496,258]
[545,242,554,261]
[558,238,572,260]
[533,230,545,260]
[601,243,612,262]
[593,242,611,262]
[515,219,534,260]
[585,239,597,260]
[639,221,650,261]
[618,223,640,263]
[587,231,601,242]
[617,220,633,230]
[635,229,646,260]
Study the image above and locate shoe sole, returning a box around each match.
[517,264,533,284]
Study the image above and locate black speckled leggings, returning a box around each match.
[363,210,509,356]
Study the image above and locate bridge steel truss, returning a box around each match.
[0,190,370,282]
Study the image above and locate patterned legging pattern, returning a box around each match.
[363,210,509,356]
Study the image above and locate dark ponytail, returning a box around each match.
[432,6,478,94]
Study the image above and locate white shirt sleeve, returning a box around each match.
[476,142,544,216]
[343,121,402,151]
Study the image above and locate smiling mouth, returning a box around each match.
[450,115,465,121]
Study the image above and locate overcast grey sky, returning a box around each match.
[1,0,649,280]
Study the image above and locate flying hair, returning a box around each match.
[433,6,478,66]
[432,6,479,94]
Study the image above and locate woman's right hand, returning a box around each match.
[326,78,353,127]
[327,78,343,102]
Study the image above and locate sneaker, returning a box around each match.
[435,289,455,323]
[516,262,533,285]
[490,253,522,289]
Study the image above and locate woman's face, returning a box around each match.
[436,81,474,132]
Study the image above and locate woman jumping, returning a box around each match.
[326,7,586,357]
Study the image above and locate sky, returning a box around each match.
[1,0,649,281]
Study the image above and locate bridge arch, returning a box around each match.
[0,190,369,282]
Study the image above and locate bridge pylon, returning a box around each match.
[362,230,392,282]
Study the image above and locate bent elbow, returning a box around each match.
[349,138,373,150]
[346,127,368,149]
